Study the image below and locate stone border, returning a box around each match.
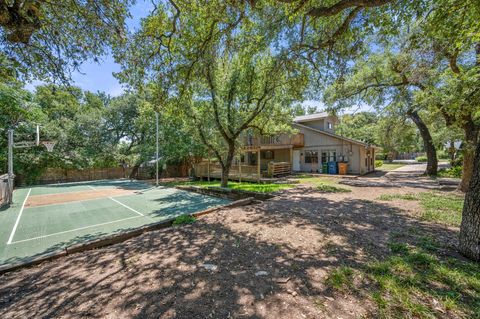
[0,197,254,275]
[176,185,274,201]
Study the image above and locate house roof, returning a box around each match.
[293,112,331,123]
[293,123,380,149]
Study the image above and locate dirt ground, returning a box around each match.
[0,174,460,318]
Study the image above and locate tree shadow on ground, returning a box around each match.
[0,188,462,318]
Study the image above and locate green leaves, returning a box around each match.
[0,0,132,83]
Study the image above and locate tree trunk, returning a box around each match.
[458,125,479,192]
[459,137,480,261]
[407,110,437,175]
[220,142,236,188]
[448,140,456,167]
[129,163,141,179]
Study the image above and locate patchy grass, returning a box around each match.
[163,180,294,193]
[367,240,480,318]
[172,214,196,225]
[376,163,406,171]
[327,236,480,318]
[325,266,355,291]
[316,183,351,193]
[377,192,464,226]
[378,193,419,201]
[420,192,464,226]
[297,176,352,193]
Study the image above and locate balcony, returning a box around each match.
[243,133,304,150]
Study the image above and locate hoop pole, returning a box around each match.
[155,112,159,187]
[7,129,14,205]
[36,125,40,146]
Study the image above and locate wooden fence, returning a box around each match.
[35,167,133,184]
[28,164,191,185]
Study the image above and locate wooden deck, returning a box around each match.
[193,162,292,182]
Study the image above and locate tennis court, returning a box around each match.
[0,179,230,268]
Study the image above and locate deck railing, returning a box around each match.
[267,162,291,177]
[193,162,261,182]
[243,133,304,148]
[193,161,293,181]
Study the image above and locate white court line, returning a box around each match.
[86,184,146,217]
[7,188,32,245]
[9,215,142,245]
[108,197,144,216]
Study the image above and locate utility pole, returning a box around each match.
[7,129,14,204]
[155,112,159,187]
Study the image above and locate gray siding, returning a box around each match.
[293,125,371,175]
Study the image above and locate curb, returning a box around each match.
[0,197,254,275]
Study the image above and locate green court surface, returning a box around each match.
[0,180,230,268]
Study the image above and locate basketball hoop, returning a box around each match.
[42,141,57,152]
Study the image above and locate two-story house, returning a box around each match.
[194,112,378,181]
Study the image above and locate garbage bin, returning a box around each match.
[328,161,337,174]
[322,162,328,174]
[338,162,348,175]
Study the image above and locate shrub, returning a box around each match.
[438,166,462,178]
[437,150,450,160]
[416,156,428,162]
[172,214,196,225]
[375,160,383,168]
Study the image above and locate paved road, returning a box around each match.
[385,162,449,179]
[340,162,458,190]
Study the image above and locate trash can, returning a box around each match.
[322,162,328,174]
[338,162,348,175]
[328,161,337,174]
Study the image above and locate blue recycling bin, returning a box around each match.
[328,161,337,174]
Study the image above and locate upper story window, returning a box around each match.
[327,122,333,130]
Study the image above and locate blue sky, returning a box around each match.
[26,1,153,96]
[24,1,372,114]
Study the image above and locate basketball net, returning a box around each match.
[41,141,57,152]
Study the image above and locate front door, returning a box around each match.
[292,150,300,171]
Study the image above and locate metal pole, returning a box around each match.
[155,112,159,187]
[7,129,14,204]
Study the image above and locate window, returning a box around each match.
[305,151,318,164]
[321,151,336,163]
[328,151,336,162]
[327,122,333,130]
[262,150,274,160]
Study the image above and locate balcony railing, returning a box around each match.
[243,133,304,148]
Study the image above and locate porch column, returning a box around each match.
[239,153,242,183]
[289,146,293,174]
[257,148,261,182]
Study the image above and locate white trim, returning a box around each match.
[9,215,142,245]
[108,197,144,216]
[7,188,32,245]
